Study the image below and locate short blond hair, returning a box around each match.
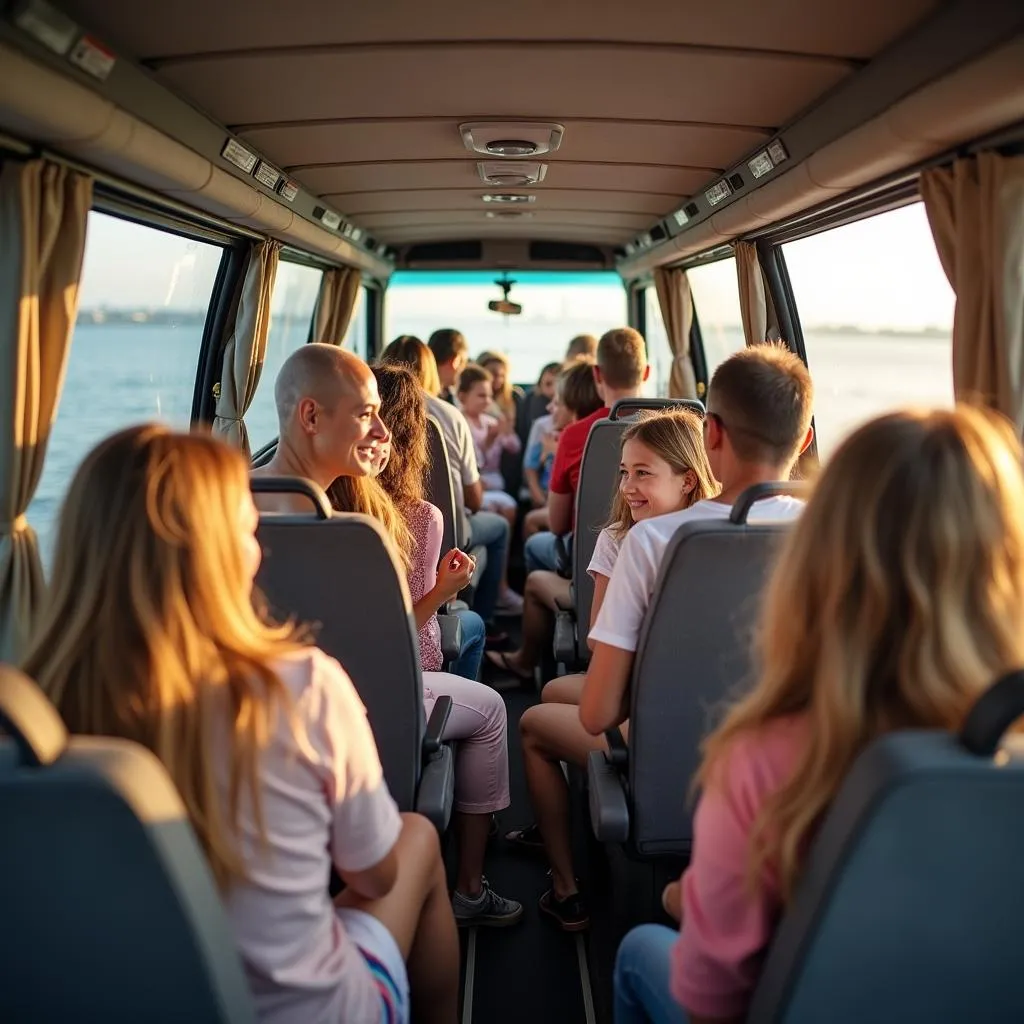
[597,327,647,390]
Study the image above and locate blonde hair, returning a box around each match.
[597,327,647,390]
[477,350,514,419]
[698,405,1024,904]
[605,409,719,538]
[380,335,442,398]
[326,473,414,572]
[23,425,309,889]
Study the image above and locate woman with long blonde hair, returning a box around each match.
[24,424,459,1024]
[614,405,1024,1024]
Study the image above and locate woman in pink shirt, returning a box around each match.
[24,425,460,1024]
[613,406,1024,1023]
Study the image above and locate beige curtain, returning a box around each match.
[735,241,776,346]
[921,153,1024,430]
[652,266,698,399]
[313,265,361,346]
[0,160,92,662]
[213,239,281,455]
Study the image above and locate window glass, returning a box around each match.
[687,255,746,378]
[342,284,368,360]
[246,261,323,452]
[28,211,223,566]
[783,203,954,458]
[385,270,627,384]
[644,287,673,397]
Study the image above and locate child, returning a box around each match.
[613,404,1024,1022]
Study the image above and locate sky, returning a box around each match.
[77,201,954,332]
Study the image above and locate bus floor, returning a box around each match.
[449,682,595,1024]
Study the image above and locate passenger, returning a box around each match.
[502,410,718,930]
[370,363,486,683]
[579,343,814,742]
[476,349,523,428]
[525,327,650,574]
[565,333,598,360]
[257,344,522,927]
[428,327,468,405]
[613,404,1024,1023]
[25,424,460,1024]
[457,362,521,528]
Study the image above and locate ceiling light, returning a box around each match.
[485,140,538,157]
[486,173,532,187]
[460,122,565,157]
[481,193,536,204]
[477,161,548,187]
[486,210,534,219]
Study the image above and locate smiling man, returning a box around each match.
[251,343,389,512]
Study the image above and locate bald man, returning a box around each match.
[252,344,389,513]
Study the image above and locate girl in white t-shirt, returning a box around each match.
[24,425,459,1024]
[507,409,719,930]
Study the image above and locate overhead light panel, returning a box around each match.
[485,140,538,157]
[486,210,534,219]
[705,179,733,206]
[477,162,547,187]
[461,122,565,157]
[481,193,536,204]
[767,139,789,166]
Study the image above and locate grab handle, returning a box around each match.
[250,476,332,520]
[609,398,705,421]
[729,481,810,524]
[960,670,1024,756]
[0,666,67,768]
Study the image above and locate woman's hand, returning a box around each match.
[661,880,682,924]
[484,420,501,447]
[436,548,476,600]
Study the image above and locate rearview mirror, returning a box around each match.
[488,299,522,316]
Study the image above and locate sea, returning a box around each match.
[26,321,954,568]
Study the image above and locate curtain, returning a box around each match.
[0,159,92,662]
[652,266,698,399]
[313,265,361,346]
[735,241,776,346]
[213,239,281,455]
[921,153,1024,431]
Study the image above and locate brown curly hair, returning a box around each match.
[371,363,428,511]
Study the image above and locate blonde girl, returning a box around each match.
[24,424,459,1024]
[615,405,1024,1024]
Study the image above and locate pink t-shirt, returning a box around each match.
[672,713,811,1020]
[217,647,403,1024]
[465,412,521,490]
[403,499,445,672]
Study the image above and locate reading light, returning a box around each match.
[481,194,536,204]
[485,140,539,157]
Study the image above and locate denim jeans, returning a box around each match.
[467,510,509,623]
[614,924,689,1024]
[450,608,485,681]
[524,530,563,573]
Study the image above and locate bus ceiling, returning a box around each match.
[0,0,1021,276]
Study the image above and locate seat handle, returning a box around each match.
[0,666,67,768]
[729,481,810,524]
[609,398,705,421]
[250,476,332,519]
[423,695,453,757]
[960,669,1024,756]
[605,726,629,768]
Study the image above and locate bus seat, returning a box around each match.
[251,478,455,833]
[749,676,1024,1023]
[425,415,458,556]
[0,665,256,1023]
[556,398,704,670]
[588,483,803,857]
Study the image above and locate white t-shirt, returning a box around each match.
[588,525,624,580]
[218,647,403,1024]
[426,393,480,543]
[589,496,804,653]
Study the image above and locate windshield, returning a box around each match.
[384,270,627,383]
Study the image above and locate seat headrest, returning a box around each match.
[0,665,67,768]
[250,475,332,518]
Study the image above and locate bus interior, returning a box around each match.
[1,0,1023,1021]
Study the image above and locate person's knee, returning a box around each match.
[480,688,508,740]
[399,811,442,868]
[519,705,542,746]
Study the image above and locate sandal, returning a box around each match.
[504,823,545,851]
[485,650,533,683]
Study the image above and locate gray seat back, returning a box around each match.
[750,711,1024,1023]
[0,667,255,1023]
[424,415,457,556]
[629,483,802,856]
[251,479,424,811]
[572,398,704,661]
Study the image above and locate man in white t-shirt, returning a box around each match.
[579,342,815,736]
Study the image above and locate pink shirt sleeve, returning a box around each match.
[671,716,808,1019]
[420,501,444,589]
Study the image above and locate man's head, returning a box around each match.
[274,344,389,485]
[553,356,603,424]
[595,327,649,399]
[428,328,469,389]
[565,334,598,361]
[703,342,814,483]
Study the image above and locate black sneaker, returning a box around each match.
[539,887,590,932]
[452,878,524,928]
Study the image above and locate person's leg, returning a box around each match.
[487,571,569,677]
[451,608,485,680]
[335,812,460,1024]
[524,530,561,573]
[614,924,688,1024]
[524,507,550,539]
[541,673,586,705]
[483,494,523,613]
[468,510,509,622]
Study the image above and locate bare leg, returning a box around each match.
[336,813,459,1024]
[492,571,569,673]
[541,673,586,705]
[524,508,550,539]
[455,811,491,895]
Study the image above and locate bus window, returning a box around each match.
[783,203,954,458]
[644,286,673,397]
[384,270,627,383]
[687,256,746,377]
[28,211,223,565]
[246,261,323,451]
[342,284,368,360]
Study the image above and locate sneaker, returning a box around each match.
[539,887,590,932]
[494,589,524,617]
[452,878,524,928]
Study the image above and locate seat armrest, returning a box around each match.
[437,614,462,664]
[423,695,453,756]
[416,745,455,833]
[554,533,572,578]
[587,750,630,843]
[605,726,629,769]
[553,609,577,666]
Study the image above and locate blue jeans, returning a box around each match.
[467,510,509,623]
[450,609,485,681]
[525,530,563,573]
[614,924,689,1024]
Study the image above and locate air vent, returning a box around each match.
[406,241,483,262]
[529,241,605,263]
[460,122,565,157]
[728,172,745,191]
[685,202,699,218]
[477,162,547,187]
[650,224,667,242]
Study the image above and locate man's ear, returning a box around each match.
[799,423,815,454]
[704,414,724,450]
[592,365,604,386]
[641,364,651,382]
[297,397,319,434]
